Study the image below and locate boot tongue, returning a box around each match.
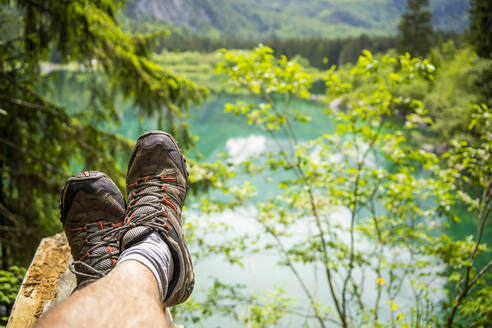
[122,226,153,249]
[122,183,162,249]
[132,184,161,220]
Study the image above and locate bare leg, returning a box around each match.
[36,260,172,328]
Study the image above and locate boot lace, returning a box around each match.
[124,174,179,232]
[69,222,126,280]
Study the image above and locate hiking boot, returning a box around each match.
[60,171,125,289]
[121,130,194,307]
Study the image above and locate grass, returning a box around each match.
[152,50,326,95]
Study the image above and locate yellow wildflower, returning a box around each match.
[376,277,386,285]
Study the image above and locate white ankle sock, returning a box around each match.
[117,232,173,301]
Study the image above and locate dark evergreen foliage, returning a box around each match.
[470,0,492,59]
[0,0,206,268]
[155,27,459,69]
[397,0,433,57]
[469,0,492,111]
[154,29,397,68]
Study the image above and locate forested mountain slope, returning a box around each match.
[125,0,469,38]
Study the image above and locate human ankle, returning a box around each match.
[117,231,173,301]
